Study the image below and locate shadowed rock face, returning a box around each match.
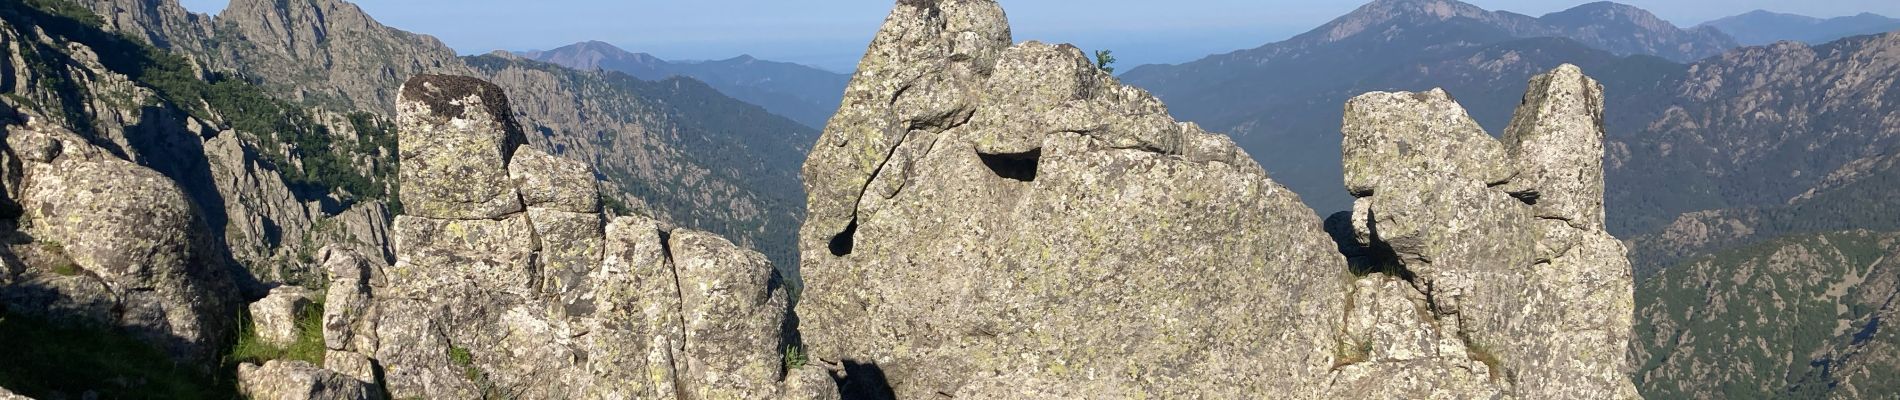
[2,116,240,363]
[797,0,1635,397]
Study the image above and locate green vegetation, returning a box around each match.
[0,0,398,202]
[447,344,506,397]
[782,345,808,370]
[1633,232,1894,399]
[1094,49,1117,73]
[448,345,477,379]
[227,295,327,367]
[600,192,633,216]
[0,310,233,398]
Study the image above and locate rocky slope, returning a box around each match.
[1617,145,1900,399]
[1121,0,1900,252]
[1701,10,1900,46]
[0,1,818,397]
[75,0,815,272]
[1608,31,1900,240]
[522,41,851,129]
[0,0,395,368]
[795,0,1635,397]
[1632,230,1900,399]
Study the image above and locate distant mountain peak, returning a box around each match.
[1542,1,1671,28]
[1311,0,1501,43]
[1702,9,1900,46]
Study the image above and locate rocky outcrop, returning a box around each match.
[394,75,527,220]
[77,0,214,54]
[310,74,829,399]
[797,1,1635,397]
[798,0,1341,396]
[1335,64,1637,398]
[65,0,819,276]
[0,114,240,362]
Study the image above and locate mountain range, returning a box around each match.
[519,41,850,130]
[68,0,815,271]
[1120,0,1900,397]
[1701,10,1900,46]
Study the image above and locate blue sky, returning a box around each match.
[176,0,1900,72]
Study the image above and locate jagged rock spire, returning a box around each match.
[1337,64,1637,399]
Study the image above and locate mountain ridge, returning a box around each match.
[519,40,849,129]
[70,0,815,271]
[1700,9,1900,46]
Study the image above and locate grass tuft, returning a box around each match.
[227,294,327,366]
[783,345,808,370]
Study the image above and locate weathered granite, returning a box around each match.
[250,286,313,348]
[395,75,527,220]
[1338,65,1638,399]
[238,360,376,400]
[797,0,1342,396]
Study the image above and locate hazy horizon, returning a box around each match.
[176,0,1900,72]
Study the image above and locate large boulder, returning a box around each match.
[2,117,239,362]
[797,0,1343,396]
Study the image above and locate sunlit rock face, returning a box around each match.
[796,1,1635,397]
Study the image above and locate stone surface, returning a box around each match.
[1500,64,1608,231]
[362,75,805,399]
[780,367,843,400]
[3,117,239,362]
[1342,88,1515,196]
[250,286,313,348]
[1338,65,1638,399]
[510,147,601,213]
[798,0,1342,397]
[670,230,787,399]
[237,360,376,400]
[798,1,1637,397]
[320,245,382,353]
[395,74,528,220]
